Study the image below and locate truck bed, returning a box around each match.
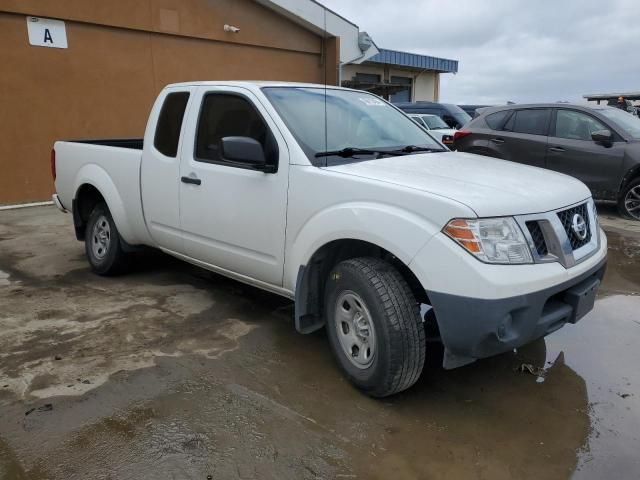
[67,138,144,150]
[53,139,151,246]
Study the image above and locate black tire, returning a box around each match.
[84,202,128,275]
[324,257,426,397]
[618,178,640,220]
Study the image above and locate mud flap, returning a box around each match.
[294,265,325,334]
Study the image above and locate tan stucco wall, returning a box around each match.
[341,63,439,102]
[0,1,337,204]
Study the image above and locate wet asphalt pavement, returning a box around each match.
[0,205,638,479]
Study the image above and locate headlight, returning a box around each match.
[443,217,533,264]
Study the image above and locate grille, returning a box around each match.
[526,221,548,256]
[557,203,591,250]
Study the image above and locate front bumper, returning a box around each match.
[428,256,607,369]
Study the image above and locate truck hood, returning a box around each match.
[323,152,591,217]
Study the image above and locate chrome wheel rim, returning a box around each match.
[625,186,640,220]
[91,215,111,260]
[334,290,376,369]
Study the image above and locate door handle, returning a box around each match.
[181,176,202,185]
[549,146,565,153]
[490,138,505,144]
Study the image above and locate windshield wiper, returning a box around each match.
[315,145,444,159]
[395,145,444,153]
[315,147,395,158]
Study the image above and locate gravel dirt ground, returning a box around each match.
[0,204,638,480]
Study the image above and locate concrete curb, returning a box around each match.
[0,201,54,211]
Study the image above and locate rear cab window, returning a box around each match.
[154,91,190,157]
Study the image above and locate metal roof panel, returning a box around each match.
[366,48,458,73]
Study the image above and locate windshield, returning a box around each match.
[262,87,444,165]
[422,115,449,130]
[598,108,640,140]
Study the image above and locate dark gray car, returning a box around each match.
[454,104,640,219]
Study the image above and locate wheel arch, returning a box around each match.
[294,238,430,334]
[72,164,135,244]
[619,163,640,196]
[73,183,106,240]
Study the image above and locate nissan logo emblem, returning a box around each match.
[571,213,588,240]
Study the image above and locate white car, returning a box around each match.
[408,113,457,146]
[52,82,607,397]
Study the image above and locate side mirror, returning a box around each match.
[220,136,271,171]
[591,129,612,144]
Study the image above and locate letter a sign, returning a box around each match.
[26,17,68,49]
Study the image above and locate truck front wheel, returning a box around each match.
[84,202,128,275]
[324,257,426,397]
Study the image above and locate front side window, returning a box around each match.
[598,108,640,140]
[503,109,550,136]
[195,93,277,166]
[154,91,190,157]
[262,87,444,165]
[554,110,607,141]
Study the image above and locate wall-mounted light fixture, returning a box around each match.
[224,24,240,33]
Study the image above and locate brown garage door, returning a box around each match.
[0,0,336,204]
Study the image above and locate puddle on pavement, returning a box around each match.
[602,231,640,295]
[544,294,640,478]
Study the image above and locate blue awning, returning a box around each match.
[366,48,458,74]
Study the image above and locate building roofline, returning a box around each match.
[373,47,458,64]
[365,48,458,74]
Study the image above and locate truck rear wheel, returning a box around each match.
[324,257,426,397]
[85,202,128,275]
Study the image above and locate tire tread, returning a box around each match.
[335,257,425,397]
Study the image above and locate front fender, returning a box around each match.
[284,201,443,291]
[73,164,136,244]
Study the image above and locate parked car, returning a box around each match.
[408,113,456,146]
[454,103,640,220]
[52,82,607,397]
[459,104,491,118]
[395,101,471,129]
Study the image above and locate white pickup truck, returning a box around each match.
[52,82,607,397]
